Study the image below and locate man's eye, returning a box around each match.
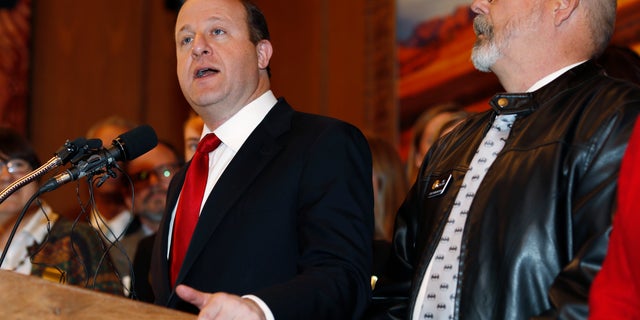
[136,171,150,181]
[213,29,225,36]
[181,37,193,45]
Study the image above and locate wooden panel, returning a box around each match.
[325,0,366,127]
[255,1,323,116]
[30,0,145,137]
[29,0,181,218]
[141,0,191,149]
[364,0,398,141]
[256,0,396,136]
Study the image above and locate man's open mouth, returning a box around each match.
[195,68,219,78]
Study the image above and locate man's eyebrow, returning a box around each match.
[177,17,224,34]
[176,24,192,34]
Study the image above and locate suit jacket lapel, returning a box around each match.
[154,164,188,304]
[173,99,294,290]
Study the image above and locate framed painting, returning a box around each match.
[396,0,640,158]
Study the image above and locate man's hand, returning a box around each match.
[176,285,266,320]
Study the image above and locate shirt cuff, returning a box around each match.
[242,294,275,320]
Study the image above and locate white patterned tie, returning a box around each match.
[416,114,516,320]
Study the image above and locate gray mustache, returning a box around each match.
[473,16,493,38]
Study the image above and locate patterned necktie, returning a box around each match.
[170,133,220,286]
[417,114,516,320]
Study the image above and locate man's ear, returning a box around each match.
[122,188,133,208]
[256,39,273,70]
[554,0,579,26]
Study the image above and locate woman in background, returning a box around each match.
[366,134,409,276]
[183,112,204,161]
[0,126,122,295]
[406,103,471,183]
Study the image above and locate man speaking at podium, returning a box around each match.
[149,0,374,319]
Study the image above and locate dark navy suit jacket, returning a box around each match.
[150,98,374,319]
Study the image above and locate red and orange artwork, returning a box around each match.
[0,0,30,134]
[396,0,640,158]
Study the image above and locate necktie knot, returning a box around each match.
[197,133,221,154]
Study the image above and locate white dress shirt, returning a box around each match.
[168,90,277,320]
[1,203,58,275]
[89,208,133,243]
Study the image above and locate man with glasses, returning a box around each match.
[118,140,183,300]
[125,141,183,235]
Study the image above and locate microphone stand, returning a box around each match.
[0,157,63,269]
[0,137,102,204]
[0,156,61,205]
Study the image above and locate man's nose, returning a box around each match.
[192,34,211,57]
[0,166,13,181]
[470,0,491,16]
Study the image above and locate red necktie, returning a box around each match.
[170,133,221,286]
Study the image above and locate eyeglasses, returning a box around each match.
[0,159,32,176]
[130,163,180,187]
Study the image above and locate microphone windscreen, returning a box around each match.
[116,125,158,160]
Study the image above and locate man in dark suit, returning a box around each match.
[149,0,374,319]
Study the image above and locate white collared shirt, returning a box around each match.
[1,203,59,275]
[167,91,277,319]
[527,61,586,92]
[89,208,133,243]
[167,90,277,253]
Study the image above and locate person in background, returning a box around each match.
[366,134,409,276]
[596,45,640,85]
[84,116,137,243]
[124,140,182,238]
[406,103,470,183]
[588,122,640,319]
[375,0,640,318]
[84,116,138,293]
[364,134,409,319]
[183,112,205,161]
[0,126,122,295]
[149,0,373,319]
[120,140,182,301]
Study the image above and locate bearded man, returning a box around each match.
[373,0,640,318]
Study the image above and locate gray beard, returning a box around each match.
[471,41,500,72]
[471,15,500,73]
[140,211,163,223]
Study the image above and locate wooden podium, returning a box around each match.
[0,270,195,319]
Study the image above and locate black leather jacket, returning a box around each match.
[378,61,640,319]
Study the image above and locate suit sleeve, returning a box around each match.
[254,121,374,320]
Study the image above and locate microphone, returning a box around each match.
[39,125,158,193]
[52,137,102,165]
[54,137,103,165]
[0,137,104,205]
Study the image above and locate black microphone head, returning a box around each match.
[54,137,87,160]
[113,125,158,161]
[85,138,103,149]
[55,137,103,164]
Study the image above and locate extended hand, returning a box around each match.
[176,285,266,320]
